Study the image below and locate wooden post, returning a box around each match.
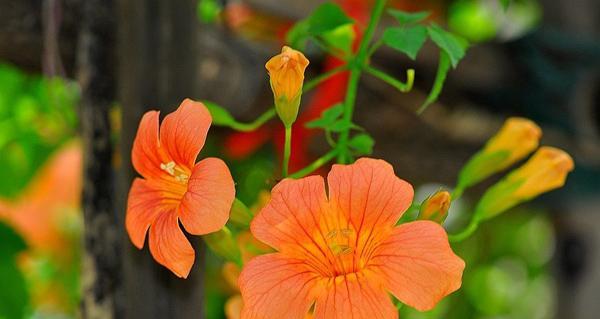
[116,0,206,318]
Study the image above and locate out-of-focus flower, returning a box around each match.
[458,117,542,190]
[126,99,235,278]
[240,158,465,318]
[475,147,574,221]
[418,190,451,224]
[266,46,309,127]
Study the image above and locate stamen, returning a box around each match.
[160,161,176,175]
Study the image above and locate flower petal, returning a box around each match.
[131,111,167,180]
[239,254,321,319]
[327,158,413,234]
[312,271,397,319]
[159,99,211,170]
[148,211,195,278]
[126,178,171,249]
[179,157,235,235]
[251,176,336,275]
[369,221,465,311]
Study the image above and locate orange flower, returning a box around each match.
[126,99,235,278]
[266,46,309,126]
[239,158,465,318]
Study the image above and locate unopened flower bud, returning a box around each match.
[458,118,542,191]
[475,147,574,221]
[418,190,451,224]
[265,46,309,127]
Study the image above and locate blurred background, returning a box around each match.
[0,0,598,318]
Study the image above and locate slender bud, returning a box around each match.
[418,190,451,224]
[458,117,542,190]
[475,147,574,221]
[265,46,309,127]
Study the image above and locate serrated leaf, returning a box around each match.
[305,103,344,129]
[388,9,430,25]
[307,2,353,34]
[427,24,468,68]
[349,134,374,155]
[382,25,427,60]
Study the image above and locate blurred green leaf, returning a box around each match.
[427,24,468,68]
[197,0,221,23]
[305,103,344,129]
[387,9,430,25]
[348,133,374,156]
[286,2,353,50]
[417,51,451,114]
[321,24,356,55]
[382,25,428,59]
[229,198,253,227]
[329,119,361,133]
[203,227,242,265]
[0,222,29,319]
[204,101,236,127]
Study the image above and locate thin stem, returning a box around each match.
[282,125,292,177]
[449,218,479,243]
[365,66,415,93]
[336,0,387,163]
[229,109,276,132]
[303,65,348,92]
[289,149,339,179]
[366,39,383,60]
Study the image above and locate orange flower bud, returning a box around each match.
[265,46,309,127]
[458,117,542,190]
[418,190,451,224]
[475,147,574,221]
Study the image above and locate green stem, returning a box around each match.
[366,39,383,60]
[289,149,339,179]
[282,125,292,177]
[365,66,415,93]
[336,0,387,163]
[303,65,348,92]
[229,109,276,132]
[449,218,479,243]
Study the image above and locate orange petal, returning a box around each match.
[126,178,171,249]
[148,211,195,278]
[327,158,413,255]
[179,157,235,235]
[369,221,465,311]
[225,294,243,319]
[239,254,321,319]
[312,271,397,319]
[250,176,336,274]
[131,111,166,180]
[159,99,211,170]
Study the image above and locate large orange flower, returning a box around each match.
[239,158,464,318]
[126,99,235,278]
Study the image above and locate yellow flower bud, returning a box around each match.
[418,190,451,224]
[475,147,574,221]
[265,46,309,127]
[458,117,542,190]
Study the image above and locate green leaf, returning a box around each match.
[500,0,511,10]
[197,0,222,24]
[388,9,429,25]
[229,198,253,227]
[382,25,427,60]
[305,103,344,129]
[321,24,356,55]
[286,20,311,50]
[329,120,361,133]
[427,24,468,68]
[0,222,29,319]
[417,51,451,114]
[203,227,242,265]
[204,101,236,127]
[348,134,374,156]
[307,2,353,34]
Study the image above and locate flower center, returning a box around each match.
[160,161,189,183]
[326,228,354,256]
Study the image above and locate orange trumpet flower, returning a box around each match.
[126,99,235,278]
[239,158,464,318]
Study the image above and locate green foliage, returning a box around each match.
[229,198,253,227]
[387,9,430,25]
[0,64,78,198]
[348,133,374,156]
[197,0,222,23]
[203,227,242,265]
[382,26,428,60]
[305,103,344,129]
[0,222,29,319]
[417,52,451,114]
[427,24,468,68]
[204,100,275,132]
[286,2,354,53]
[457,151,511,190]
